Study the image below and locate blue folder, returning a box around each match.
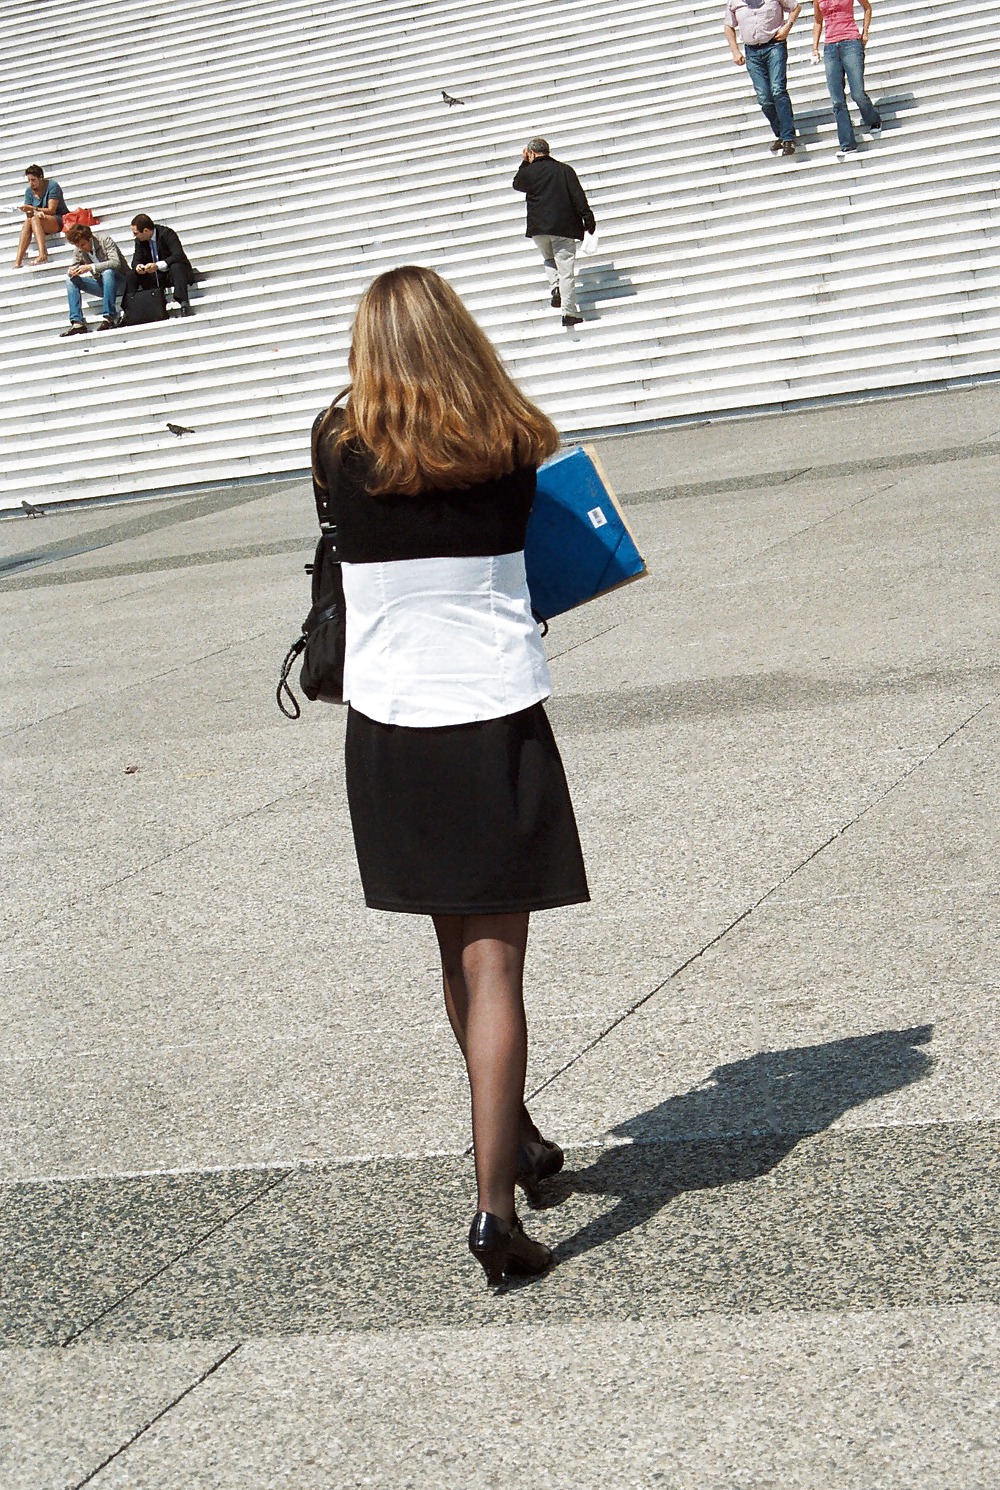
[525,446,647,620]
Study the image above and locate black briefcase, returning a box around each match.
[121,286,168,326]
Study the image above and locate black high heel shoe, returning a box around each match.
[468,1211,553,1287]
[516,1112,565,1205]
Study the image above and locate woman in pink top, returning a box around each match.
[812,0,882,153]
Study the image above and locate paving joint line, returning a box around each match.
[71,1342,243,1487]
[60,1169,292,1348]
[624,437,1000,507]
[0,655,334,953]
[547,622,621,662]
[526,686,1000,1105]
[751,479,899,559]
[0,627,271,744]
[0,480,287,578]
[4,754,343,948]
[3,1119,981,1196]
[0,535,313,590]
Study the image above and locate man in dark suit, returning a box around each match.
[512,137,595,329]
[126,213,198,316]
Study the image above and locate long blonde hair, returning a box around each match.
[315,266,559,496]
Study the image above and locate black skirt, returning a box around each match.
[345,702,589,915]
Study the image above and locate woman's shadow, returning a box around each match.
[535,1025,933,1263]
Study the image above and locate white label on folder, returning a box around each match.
[587,506,608,529]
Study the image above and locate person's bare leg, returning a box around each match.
[32,215,56,262]
[13,217,31,267]
[32,217,48,261]
[462,912,530,1222]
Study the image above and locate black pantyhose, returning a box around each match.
[433,912,531,1222]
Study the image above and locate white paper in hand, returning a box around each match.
[580,230,601,256]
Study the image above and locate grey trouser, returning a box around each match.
[532,234,578,315]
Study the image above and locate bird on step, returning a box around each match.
[21,499,46,518]
[166,422,195,436]
[441,90,465,106]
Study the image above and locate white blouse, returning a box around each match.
[341,552,552,727]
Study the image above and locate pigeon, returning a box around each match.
[166,422,195,436]
[441,90,465,106]
[21,499,45,517]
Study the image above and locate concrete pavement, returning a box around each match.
[1,384,998,1488]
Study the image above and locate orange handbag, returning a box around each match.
[62,208,100,233]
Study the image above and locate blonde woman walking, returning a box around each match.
[311,266,589,1286]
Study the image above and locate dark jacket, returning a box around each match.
[512,155,595,241]
[131,223,197,283]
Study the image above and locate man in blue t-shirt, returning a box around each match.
[14,164,68,268]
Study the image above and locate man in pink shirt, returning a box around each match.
[813,0,882,154]
[724,0,803,156]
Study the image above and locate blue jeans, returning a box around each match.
[66,269,125,325]
[744,39,795,142]
[824,39,881,149]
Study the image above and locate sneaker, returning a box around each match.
[870,120,883,133]
[780,140,796,157]
[60,322,88,337]
[561,314,583,328]
[769,139,783,154]
[837,144,859,157]
[550,287,561,308]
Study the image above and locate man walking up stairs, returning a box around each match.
[513,136,596,329]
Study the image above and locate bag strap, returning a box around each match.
[311,392,350,534]
[276,635,307,719]
[276,393,351,721]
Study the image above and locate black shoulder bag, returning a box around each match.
[276,406,348,719]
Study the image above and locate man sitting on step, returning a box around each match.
[60,224,129,336]
[125,214,199,316]
[513,137,595,330]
